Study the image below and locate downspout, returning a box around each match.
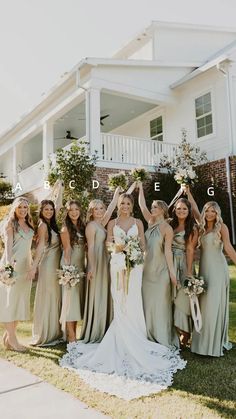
[217,62,235,244]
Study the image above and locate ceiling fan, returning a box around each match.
[100,114,110,126]
[54,130,78,141]
[77,113,110,126]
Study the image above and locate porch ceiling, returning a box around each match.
[53,92,156,143]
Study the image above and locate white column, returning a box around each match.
[87,88,101,157]
[85,90,90,143]
[12,146,18,187]
[43,121,54,176]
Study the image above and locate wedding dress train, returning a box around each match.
[60,224,186,400]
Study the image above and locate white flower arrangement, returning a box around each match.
[107,172,128,191]
[183,275,206,298]
[0,262,16,287]
[57,265,85,288]
[160,129,208,186]
[174,167,197,186]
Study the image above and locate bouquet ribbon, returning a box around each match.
[59,287,71,334]
[168,187,183,208]
[189,294,202,333]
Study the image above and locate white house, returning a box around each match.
[1,21,236,198]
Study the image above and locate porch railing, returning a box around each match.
[101,133,177,166]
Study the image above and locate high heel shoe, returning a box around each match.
[2,332,11,349]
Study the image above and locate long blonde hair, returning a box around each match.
[86,199,106,223]
[198,201,223,246]
[117,194,134,217]
[0,197,34,239]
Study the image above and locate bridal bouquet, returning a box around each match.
[57,265,85,288]
[130,167,151,182]
[108,172,128,191]
[0,262,16,287]
[109,234,144,294]
[183,274,206,333]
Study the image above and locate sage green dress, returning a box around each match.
[32,229,62,345]
[142,222,178,348]
[0,228,34,322]
[191,232,232,357]
[172,231,192,334]
[60,233,85,321]
[80,222,112,343]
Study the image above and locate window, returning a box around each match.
[150,116,163,141]
[195,92,213,138]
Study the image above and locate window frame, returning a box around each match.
[149,114,164,141]
[194,89,215,142]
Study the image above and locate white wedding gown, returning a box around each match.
[60,224,186,400]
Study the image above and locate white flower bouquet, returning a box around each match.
[57,265,85,288]
[130,167,151,182]
[183,275,206,297]
[0,262,16,287]
[174,167,197,186]
[183,274,206,333]
[108,172,128,191]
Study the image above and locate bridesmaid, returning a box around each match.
[137,181,178,348]
[190,200,236,356]
[30,182,63,345]
[81,187,121,343]
[169,197,198,347]
[60,200,85,342]
[0,197,34,351]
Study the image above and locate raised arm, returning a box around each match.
[164,225,177,286]
[106,219,115,246]
[54,181,64,217]
[221,224,236,265]
[186,228,198,275]
[102,186,121,227]
[60,226,72,265]
[182,185,201,223]
[137,181,152,224]
[85,222,96,280]
[137,219,146,252]
[28,223,47,280]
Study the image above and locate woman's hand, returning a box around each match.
[181,184,190,195]
[87,271,93,281]
[27,267,37,281]
[170,273,177,287]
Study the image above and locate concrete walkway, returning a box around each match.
[0,359,109,419]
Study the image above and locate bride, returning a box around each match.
[60,193,186,400]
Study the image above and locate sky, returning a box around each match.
[0,0,236,134]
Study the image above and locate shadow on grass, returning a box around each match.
[172,346,236,418]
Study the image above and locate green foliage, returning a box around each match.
[160,128,208,172]
[0,179,14,205]
[47,140,98,210]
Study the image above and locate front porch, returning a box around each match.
[15,133,177,194]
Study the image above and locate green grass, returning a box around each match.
[0,270,236,419]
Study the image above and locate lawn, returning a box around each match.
[0,269,235,419]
